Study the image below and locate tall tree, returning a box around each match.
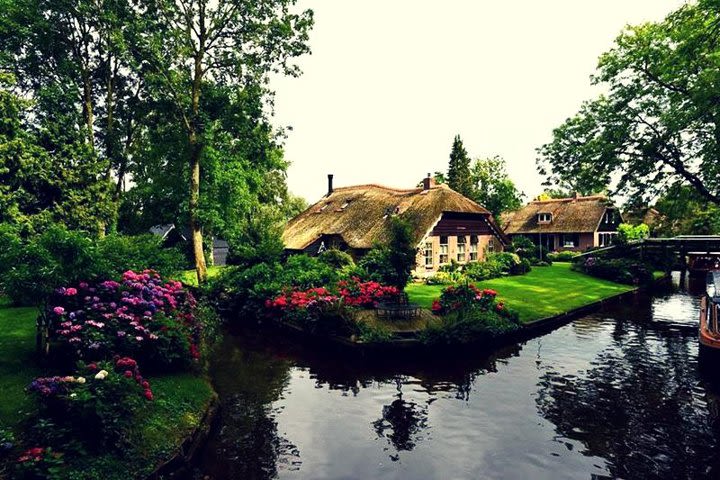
[537,0,720,207]
[128,0,313,283]
[0,73,113,233]
[447,134,473,197]
[1,0,142,230]
[469,156,523,217]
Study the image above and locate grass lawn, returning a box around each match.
[0,297,43,431]
[0,296,216,478]
[174,265,225,287]
[406,262,636,323]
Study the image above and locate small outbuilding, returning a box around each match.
[282,174,509,277]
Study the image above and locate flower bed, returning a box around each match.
[48,270,201,371]
[265,278,399,337]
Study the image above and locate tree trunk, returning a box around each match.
[189,134,208,284]
[189,37,208,284]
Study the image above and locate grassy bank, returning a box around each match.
[406,263,636,323]
[0,296,215,478]
[175,266,225,287]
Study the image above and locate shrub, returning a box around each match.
[319,249,355,269]
[431,284,500,315]
[266,288,355,336]
[420,305,520,346]
[359,216,418,291]
[206,262,284,320]
[425,270,464,285]
[574,256,653,285]
[547,250,580,262]
[356,322,392,343]
[13,447,65,480]
[48,270,200,371]
[95,234,187,278]
[26,358,152,450]
[336,277,400,307]
[284,254,339,289]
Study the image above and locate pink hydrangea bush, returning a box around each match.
[336,277,400,307]
[14,447,65,480]
[26,357,152,450]
[48,270,200,370]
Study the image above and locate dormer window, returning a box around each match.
[538,212,552,224]
[604,210,614,223]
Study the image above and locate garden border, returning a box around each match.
[271,273,672,352]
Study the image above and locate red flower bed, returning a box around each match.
[336,277,399,307]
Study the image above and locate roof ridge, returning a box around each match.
[531,195,607,204]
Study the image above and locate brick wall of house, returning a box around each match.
[413,233,500,278]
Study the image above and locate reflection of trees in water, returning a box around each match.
[536,322,720,479]
[373,377,429,455]
[196,336,300,480]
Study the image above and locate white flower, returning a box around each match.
[70,393,77,398]
[94,370,108,380]
[76,377,86,384]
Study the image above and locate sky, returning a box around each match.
[270,0,687,204]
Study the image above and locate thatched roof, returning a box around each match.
[283,183,505,250]
[501,195,616,234]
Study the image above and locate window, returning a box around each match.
[538,212,552,223]
[469,235,479,261]
[439,236,449,264]
[424,241,433,267]
[604,210,614,224]
[562,234,576,248]
[457,236,466,262]
[599,232,617,247]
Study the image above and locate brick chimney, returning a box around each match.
[422,173,436,191]
[327,174,334,196]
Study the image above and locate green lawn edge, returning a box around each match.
[0,296,216,479]
[406,262,637,323]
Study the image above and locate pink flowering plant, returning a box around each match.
[48,270,200,370]
[431,284,516,321]
[13,446,65,480]
[265,278,401,336]
[26,357,152,450]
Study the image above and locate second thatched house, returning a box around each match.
[282,175,508,276]
[500,193,623,252]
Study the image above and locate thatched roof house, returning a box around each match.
[283,175,508,275]
[501,194,622,251]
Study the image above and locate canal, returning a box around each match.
[194,274,720,479]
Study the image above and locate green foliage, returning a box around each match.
[653,184,720,236]
[616,223,650,245]
[547,250,581,262]
[510,236,551,264]
[469,156,524,217]
[0,74,113,234]
[0,226,186,306]
[356,322,392,343]
[359,216,417,291]
[574,256,653,285]
[447,135,474,197]
[318,249,355,269]
[420,304,520,346]
[538,0,720,208]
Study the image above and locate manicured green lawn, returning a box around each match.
[406,262,635,323]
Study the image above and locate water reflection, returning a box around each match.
[195,283,720,480]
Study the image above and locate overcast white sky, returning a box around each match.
[271,0,686,204]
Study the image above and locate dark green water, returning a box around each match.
[194,276,720,479]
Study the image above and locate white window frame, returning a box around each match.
[599,232,617,247]
[469,235,479,261]
[439,236,449,264]
[457,236,466,263]
[562,235,576,248]
[424,241,433,267]
[538,212,552,223]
